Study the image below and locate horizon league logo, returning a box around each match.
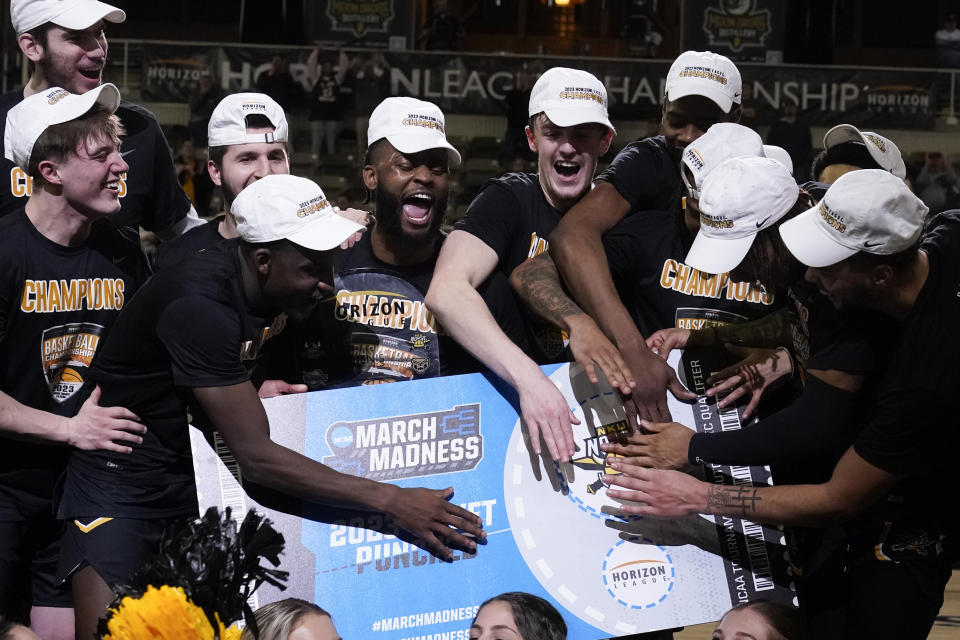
[702,0,772,52]
[323,404,482,481]
[326,0,395,37]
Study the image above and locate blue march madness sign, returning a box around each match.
[190,359,793,638]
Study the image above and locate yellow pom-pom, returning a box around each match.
[103,585,218,640]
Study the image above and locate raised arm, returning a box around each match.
[425,230,577,462]
[193,381,484,560]
[0,387,144,453]
[549,183,694,421]
[510,251,635,391]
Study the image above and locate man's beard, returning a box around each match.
[374,188,446,244]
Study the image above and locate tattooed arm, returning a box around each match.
[604,445,899,526]
[510,252,636,390]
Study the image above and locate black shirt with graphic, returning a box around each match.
[309,73,341,121]
[59,240,279,519]
[0,90,191,234]
[455,172,569,362]
[595,135,684,220]
[154,214,225,269]
[603,208,777,338]
[0,209,149,520]
[271,231,527,389]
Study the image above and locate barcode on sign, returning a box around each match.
[742,520,774,592]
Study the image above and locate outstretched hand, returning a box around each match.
[387,486,485,560]
[621,343,696,425]
[600,420,694,471]
[706,344,793,419]
[518,372,580,462]
[645,328,691,361]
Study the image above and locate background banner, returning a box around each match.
[682,0,787,63]
[130,44,940,130]
[191,358,793,638]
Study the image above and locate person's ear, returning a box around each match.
[872,264,894,287]
[525,125,538,154]
[37,160,61,185]
[253,247,273,276]
[207,160,222,186]
[728,104,742,123]
[18,32,43,62]
[600,129,614,156]
[362,164,377,191]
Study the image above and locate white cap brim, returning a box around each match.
[667,84,734,113]
[685,231,756,274]
[778,206,858,268]
[44,1,125,31]
[542,105,616,134]
[286,212,365,252]
[385,132,462,167]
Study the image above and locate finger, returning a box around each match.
[581,360,600,385]
[599,443,644,457]
[667,373,696,402]
[615,455,655,467]
[600,351,635,391]
[86,385,102,405]
[539,419,564,462]
[284,383,309,394]
[706,374,743,396]
[103,406,142,422]
[638,418,664,434]
[437,528,480,554]
[716,385,748,409]
[526,421,543,456]
[602,472,648,492]
[706,365,740,386]
[653,397,671,422]
[419,530,453,561]
[100,441,134,455]
[742,392,763,420]
[110,429,144,445]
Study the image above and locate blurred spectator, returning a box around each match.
[347,53,390,115]
[306,47,348,172]
[174,138,214,216]
[256,55,301,112]
[499,69,535,167]
[240,599,340,640]
[765,99,811,181]
[422,0,464,51]
[936,14,960,67]
[188,74,223,147]
[915,151,959,214]
[739,82,759,128]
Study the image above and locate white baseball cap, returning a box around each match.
[207,93,288,148]
[665,51,742,113]
[11,0,125,35]
[779,169,927,268]
[4,83,120,169]
[822,124,906,179]
[681,122,763,198]
[367,97,461,167]
[231,174,365,251]
[686,156,799,274]
[528,66,615,134]
[763,144,794,175]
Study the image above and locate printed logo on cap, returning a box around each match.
[558,86,606,106]
[699,212,734,230]
[817,202,846,234]
[296,194,330,219]
[684,147,706,171]
[400,113,445,134]
[46,88,70,105]
[677,65,730,87]
[864,133,887,153]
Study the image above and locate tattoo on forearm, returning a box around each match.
[514,258,584,325]
[706,485,762,517]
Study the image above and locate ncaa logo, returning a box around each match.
[602,539,675,609]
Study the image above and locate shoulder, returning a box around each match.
[599,136,673,179]
[116,100,163,139]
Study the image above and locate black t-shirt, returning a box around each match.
[603,209,777,337]
[455,172,569,362]
[0,90,191,234]
[272,232,527,388]
[854,211,960,478]
[595,135,684,220]
[309,73,341,121]
[59,240,280,519]
[154,215,224,269]
[0,209,149,520]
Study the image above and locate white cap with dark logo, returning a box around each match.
[779,169,927,268]
[822,124,906,179]
[11,0,125,35]
[685,156,799,274]
[528,67,615,134]
[231,174,364,252]
[681,122,763,197]
[4,83,121,169]
[367,97,461,167]
[665,50,742,113]
[207,93,289,148]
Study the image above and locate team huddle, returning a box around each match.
[0,0,956,639]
